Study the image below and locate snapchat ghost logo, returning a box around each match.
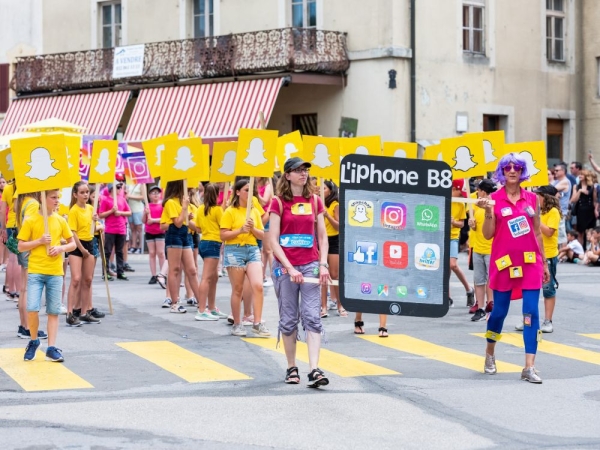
[244,138,267,166]
[437,152,443,161]
[94,148,111,175]
[6,153,14,171]
[352,204,369,223]
[155,144,165,166]
[348,200,373,227]
[26,147,60,181]
[452,146,477,172]
[284,142,299,161]
[173,146,195,171]
[483,140,497,164]
[355,146,369,155]
[311,143,333,169]
[519,151,539,176]
[218,150,236,176]
[393,149,407,158]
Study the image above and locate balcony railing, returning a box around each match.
[13,28,349,95]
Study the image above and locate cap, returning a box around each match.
[477,179,497,194]
[148,185,162,193]
[533,185,558,196]
[452,179,467,198]
[115,173,125,182]
[107,183,114,191]
[283,157,311,173]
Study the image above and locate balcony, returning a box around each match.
[13,28,349,95]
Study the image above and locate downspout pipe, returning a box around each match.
[410,0,416,142]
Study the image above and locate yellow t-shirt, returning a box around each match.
[68,204,94,241]
[450,202,466,240]
[471,206,493,255]
[253,196,265,216]
[2,183,16,228]
[19,196,40,227]
[220,206,264,246]
[58,204,70,217]
[17,212,73,276]
[188,203,198,234]
[196,204,223,243]
[325,201,339,237]
[541,208,560,259]
[160,198,185,225]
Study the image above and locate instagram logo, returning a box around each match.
[127,154,150,179]
[381,202,407,230]
[360,283,372,294]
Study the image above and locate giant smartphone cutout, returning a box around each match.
[339,155,452,318]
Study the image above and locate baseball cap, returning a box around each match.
[533,185,558,196]
[283,157,311,173]
[115,173,125,182]
[452,179,467,198]
[148,185,162,193]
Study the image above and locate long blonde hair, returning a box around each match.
[580,169,594,186]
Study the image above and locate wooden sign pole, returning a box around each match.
[98,232,114,315]
[222,181,230,207]
[91,183,100,235]
[452,197,495,206]
[40,191,50,254]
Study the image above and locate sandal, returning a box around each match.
[320,308,328,319]
[378,327,389,338]
[354,321,365,335]
[156,273,167,289]
[307,368,329,388]
[285,366,300,384]
[337,308,348,317]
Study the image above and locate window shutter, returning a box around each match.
[0,64,9,114]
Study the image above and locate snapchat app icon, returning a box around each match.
[348,200,374,227]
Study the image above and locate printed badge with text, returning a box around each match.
[348,200,374,227]
[508,215,531,238]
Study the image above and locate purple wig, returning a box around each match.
[493,152,530,185]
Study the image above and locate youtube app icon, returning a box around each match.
[383,241,408,269]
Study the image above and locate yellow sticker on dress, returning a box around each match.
[495,255,512,271]
[524,252,536,263]
[509,266,523,278]
[291,203,312,215]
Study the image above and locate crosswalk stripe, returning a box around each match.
[0,349,93,392]
[243,338,400,377]
[116,341,252,382]
[473,333,600,366]
[580,334,600,340]
[362,335,522,373]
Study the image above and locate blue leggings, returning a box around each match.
[486,289,540,354]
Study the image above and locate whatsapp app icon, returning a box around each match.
[415,205,439,232]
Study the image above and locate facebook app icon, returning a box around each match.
[348,241,378,265]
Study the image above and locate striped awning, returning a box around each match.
[0,91,130,136]
[123,78,283,142]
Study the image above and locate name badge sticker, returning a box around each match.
[291,203,312,215]
[279,234,314,248]
[509,266,523,278]
[495,255,512,271]
[524,252,536,263]
[501,207,512,217]
[525,206,535,218]
[508,215,531,238]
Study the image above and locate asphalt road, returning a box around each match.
[0,252,599,449]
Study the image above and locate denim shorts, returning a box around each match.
[165,224,192,249]
[450,239,459,259]
[129,212,143,226]
[224,244,262,268]
[264,220,270,232]
[92,236,100,258]
[543,256,558,298]
[27,273,63,315]
[192,233,200,250]
[200,240,222,259]
[17,251,30,268]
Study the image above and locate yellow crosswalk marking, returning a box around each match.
[0,349,93,392]
[362,335,522,373]
[116,341,251,382]
[473,333,600,366]
[243,338,399,377]
[581,334,600,340]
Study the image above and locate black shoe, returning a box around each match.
[73,308,81,318]
[148,276,158,285]
[307,368,329,388]
[466,289,475,307]
[102,274,114,281]
[117,274,129,280]
[66,313,82,327]
[89,308,105,319]
[79,313,101,324]
[123,264,135,272]
[471,309,487,322]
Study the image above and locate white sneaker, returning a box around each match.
[231,324,247,336]
[170,304,187,314]
[540,319,553,333]
[208,308,229,319]
[195,311,218,321]
[251,322,271,337]
[59,304,68,315]
[0,264,6,271]
[515,321,524,331]
[263,278,273,287]
[327,300,337,310]
[162,298,172,308]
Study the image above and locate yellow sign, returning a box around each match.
[188,143,211,185]
[0,148,14,180]
[235,128,278,178]
[303,135,340,180]
[141,132,179,178]
[63,135,82,183]
[502,141,548,188]
[339,136,382,156]
[89,140,119,184]
[210,141,237,183]
[422,144,442,161]
[439,135,486,179]
[382,141,418,159]
[477,130,505,172]
[162,137,208,183]
[10,134,71,194]
[276,131,303,170]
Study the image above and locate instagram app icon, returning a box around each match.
[381,202,407,230]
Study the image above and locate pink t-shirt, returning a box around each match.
[488,187,543,291]
[99,193,131,235]
[145,202,163,235]
[258,184,272,212]
[269,195,324,266]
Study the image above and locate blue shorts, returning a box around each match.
[17,251,30,268]
[27,273,62,315]
[450,239,459,259]
[165,224,192,249]
[543,256,558,298]
[200,240,221,259]
[224,244,262,268]
[192,233,200,250]
[264,221,270,232]
[129,212,143,226]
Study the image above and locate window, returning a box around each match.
[292,0,316,28]
[193,0,214,38]
[483,114,501,132]
[0,64,9,114]
[547,118,564,162]
[462,2,484,54]
[292,114,318,136]
[546,0,565,62]
[101,2,122,48]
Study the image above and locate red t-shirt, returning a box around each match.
[269,195,324,266]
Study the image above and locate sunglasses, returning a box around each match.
[503,164,523,172]
[117,184,123,189]
[290,167,310,174]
